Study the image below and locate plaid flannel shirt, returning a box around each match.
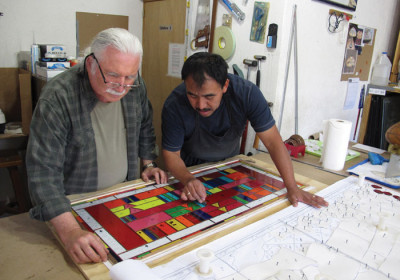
[26,63,157,221]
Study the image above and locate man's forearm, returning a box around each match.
[162,150,195,185]
[50,212,81,243]
[257,127,298,191]
[268,141,298,190]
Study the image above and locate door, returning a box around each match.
[142,0,187,169]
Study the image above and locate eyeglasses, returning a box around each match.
[89,53,141,89]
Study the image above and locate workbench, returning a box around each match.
[0,150,384,280]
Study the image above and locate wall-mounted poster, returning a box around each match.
[343,49,357,74]
[341,23,376,81]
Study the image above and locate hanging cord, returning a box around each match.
[328,12,344,33]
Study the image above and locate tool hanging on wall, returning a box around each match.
[353,85,365,140]
[222,14,232,28]
[278,4,299,134]
[250,2,269,43]
[192,0,211,50]
[243,59,257,81]
[254,55,266,87]
[220,0,245,22]
[194,0,211,35]
[232,64,244,78]
[267,23,278,48]
[191,25,211,50]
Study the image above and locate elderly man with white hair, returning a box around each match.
[26,28,167,264]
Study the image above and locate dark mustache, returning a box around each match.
[196,108,211,112]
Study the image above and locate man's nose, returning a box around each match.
[116,76,127,85]
[197,97,207,109]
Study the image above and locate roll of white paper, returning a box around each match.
[109,259,161,280]
[321,119,352,171]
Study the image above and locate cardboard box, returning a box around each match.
[39,44,67,58]
[35,65,65,80]
[37,61,70,69]
[0,68,32,135]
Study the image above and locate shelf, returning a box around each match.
[367,83,400,94]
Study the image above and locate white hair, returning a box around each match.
[88,28,143,64]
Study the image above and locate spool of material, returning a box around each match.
[196,248,214,276]
[321,119,352,171]
[377,213,389,231]
[212,26,235,60]
[109,259,161,280]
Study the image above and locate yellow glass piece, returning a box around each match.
[114,208,130,218]
[208,188,222,194]
[111,206,125,213]
[219,207,227,212]
[132,196,165,210]
[132,196,159,205]
[137,230,153,243]
[224,168,236,174]
[166,219,186,230]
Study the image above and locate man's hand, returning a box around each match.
[51,212,108,264]
[141,167,168,184]
[286,187,329,208]
[257,128,328,209]
[162,150,207,203]
[180,178,207,203]
[62,228,109,264]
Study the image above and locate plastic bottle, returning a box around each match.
[370,52,392,86]
[31,44,39,74]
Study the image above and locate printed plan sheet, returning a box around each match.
[152,176,400,280]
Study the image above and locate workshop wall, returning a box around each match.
[0,0,399,146]
[0,0,143,207]
[187,0,400,154]
[0,0,143,67]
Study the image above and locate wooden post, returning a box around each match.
[208,0,218,53]
[357,94,372,144]
[390,31,400,83]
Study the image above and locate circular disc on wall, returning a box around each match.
[212,26,236,60]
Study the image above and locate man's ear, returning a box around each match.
[86,55,94,68]
[222,79,230,94]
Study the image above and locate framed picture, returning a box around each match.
[314,0,357,11]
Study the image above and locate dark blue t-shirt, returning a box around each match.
[162,74,275,152]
